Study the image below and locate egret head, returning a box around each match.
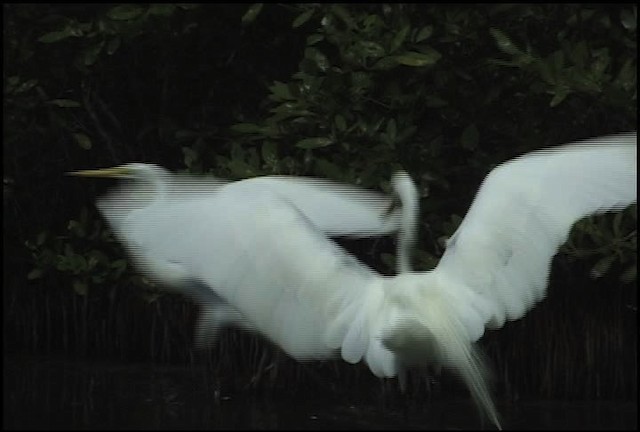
[68,163,172,218]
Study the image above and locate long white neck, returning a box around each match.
[135,164,170,207]
[391,172,420,274]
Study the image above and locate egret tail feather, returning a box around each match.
[382,276,501,429]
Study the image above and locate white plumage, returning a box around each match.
[71,132,636,429]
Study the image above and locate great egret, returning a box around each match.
[71,132,636,429]
[69,165,419,339]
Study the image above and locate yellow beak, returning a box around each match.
[66,166,131,178]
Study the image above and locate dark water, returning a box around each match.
[3,356,636,430]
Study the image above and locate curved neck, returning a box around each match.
[130,165,169,209]
[391,172,419,274]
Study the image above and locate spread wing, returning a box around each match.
[433,132,637,334]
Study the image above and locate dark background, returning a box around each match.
[3,4,637,426]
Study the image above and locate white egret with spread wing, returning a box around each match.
[71,132,636,429]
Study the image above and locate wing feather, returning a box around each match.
[435,132,637,333]
[123,186,396,374]
[99,171,402,240]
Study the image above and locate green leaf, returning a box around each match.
[331,5,355,28]
[14,78,39,94]
[38,29,73,43]
[335,114,347,132]
[261,141,277,163]
[307,34,323,46]
[315,158,342,179]
[107,5,145,21]
[268,104,312,122]
[68,220,85,237]
[358,41,386,59]
[84,41,104,66]
[47,99,81,108]
[390,24,410,52]
[550,49,564,71]
[231,123,263,134]
[141,291,162,304]
[149,4,176,16]
[416,26,433,42]
[444,214,464,235]
[305,48,329,71]
[228,159,256,177]
[231,141,245,161]
[91,275,105,284]
[569,41,589,69]
[292,9,314,28]
[550,87,571,107]
[269,81,295,100]
[351,72,373,91]
[590,255,616,279]
[111,259,127,269]
[620,8,637,31]
[566,9,596,26]
[27,268,44,280]
[71,255,88,274]
[612,209,624,237]
[415,248,439,270]
[242,3,263,26]
[296,137,333,149]
[537,59,556,86]
[56,256,69,272]
[73,133,92,150]
[111,259,127,277]
[183,146,198,168]
[616,58,636,91]
[373,56,399,71]
[87,255,98,270]
[395,50,441,67]
[490,28,520,56]
[590,48,610,77]
[461,124,479,150]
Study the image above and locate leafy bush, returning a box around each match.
[230,4,637,276]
